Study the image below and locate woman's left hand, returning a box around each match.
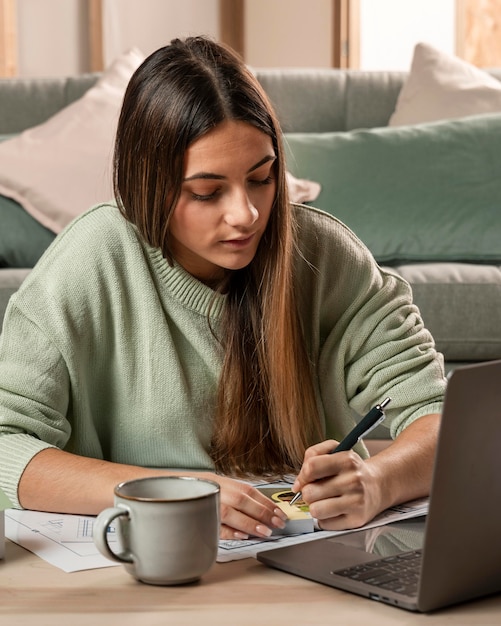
[291,439,383,530]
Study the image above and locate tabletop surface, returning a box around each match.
[1,539,501,626]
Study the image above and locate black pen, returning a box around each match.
[289,397,391,506]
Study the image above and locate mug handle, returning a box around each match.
[93,506,133,564]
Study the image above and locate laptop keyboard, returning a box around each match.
[334,549,422,596]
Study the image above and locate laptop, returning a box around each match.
[258,360,501,612]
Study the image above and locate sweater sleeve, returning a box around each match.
[335,268,446,438]
[0,306,70,507]
[294,205,446,443]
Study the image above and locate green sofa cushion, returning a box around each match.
[0,133,56,268]
[284,113,501,264]
[0,195,55,268]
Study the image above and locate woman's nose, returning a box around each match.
[224,191,259,227]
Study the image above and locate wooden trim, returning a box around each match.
[88,0,104,71]
[219,0,244,58]
[0,0,17,76]
[455,0,501,66]
[455,0,466,58]
[332,0,359,69]
[347,0,360,69]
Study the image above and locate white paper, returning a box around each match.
[5,496,428,571]
[5,509,119,572]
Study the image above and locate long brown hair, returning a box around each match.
[114,36,321,476]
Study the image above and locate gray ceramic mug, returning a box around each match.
[93,476,220,585]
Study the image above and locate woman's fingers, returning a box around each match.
[215,477,287,539]
[293,449,382,530]
[292,440,339,489]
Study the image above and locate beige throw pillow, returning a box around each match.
[389,42,501,127]
[0,48,145,233]
[286,171,321,204]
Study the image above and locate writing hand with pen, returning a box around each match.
[290,398,391,531]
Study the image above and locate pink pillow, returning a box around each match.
[0,49,144,233]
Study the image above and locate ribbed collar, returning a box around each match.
[147,246,227,320]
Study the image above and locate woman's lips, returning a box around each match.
[221,233,256,248]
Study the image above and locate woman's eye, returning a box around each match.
[188,176,273,202]
[191,189,220,202]
[249,175,274,187]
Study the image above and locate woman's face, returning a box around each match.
[169,120,277,283]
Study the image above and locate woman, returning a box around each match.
[0,37,445,540]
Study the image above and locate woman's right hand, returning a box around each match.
[208,474,288,539]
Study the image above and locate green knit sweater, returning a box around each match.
[0,203,445,507]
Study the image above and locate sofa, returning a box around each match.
[1,45,501,384]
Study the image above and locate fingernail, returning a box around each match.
[274,507,288,521]
[272,515,286,529]
[233,531,249,540]
[255,525,273,537]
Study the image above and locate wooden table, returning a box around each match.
[1,539,501,625]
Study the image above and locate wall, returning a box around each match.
[244,0,333,68]
[101,0,219,67]
[17,0,89,76]
[11,0,483,77]
[359,0,455,70]
[15,0,220,77]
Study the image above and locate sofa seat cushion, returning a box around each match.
[385,263,501,362]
